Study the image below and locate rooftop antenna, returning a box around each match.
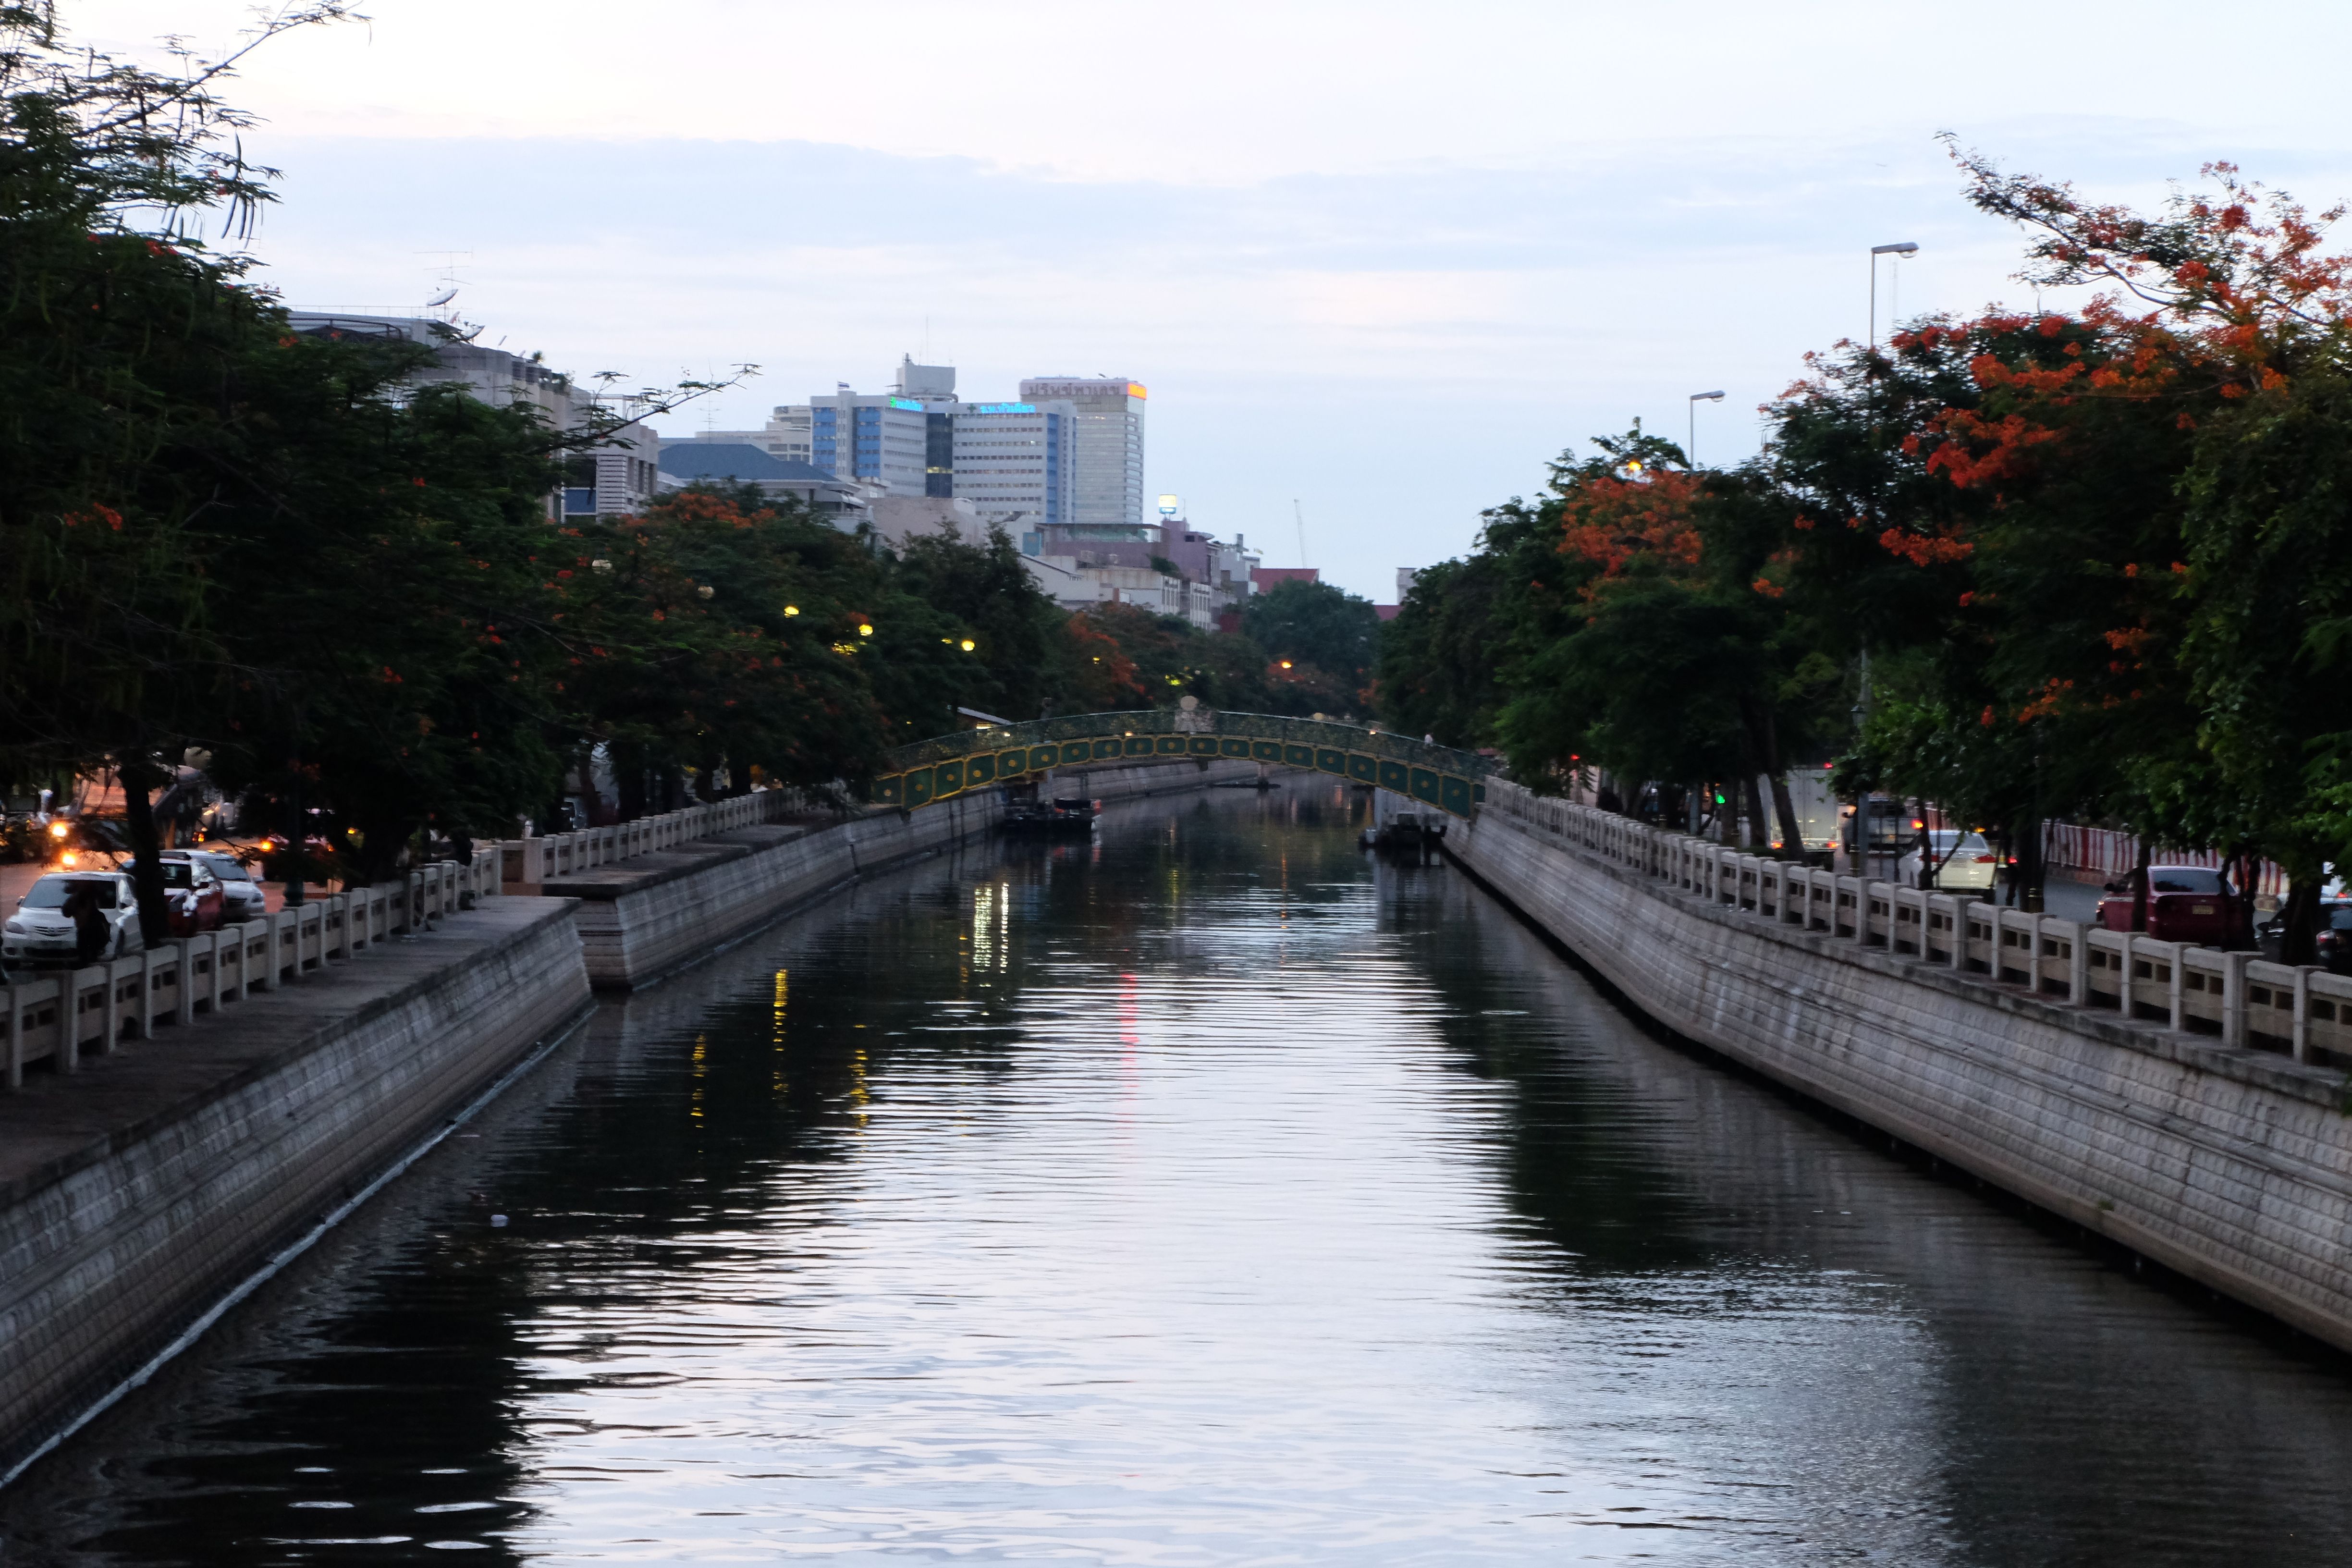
[1293,499,1308,569]
[416,250,472,322]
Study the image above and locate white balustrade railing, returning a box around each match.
[1,792,806,1093]
[1482,778,2352,1069]
[494,789,794,887]
[2,848,502,1091]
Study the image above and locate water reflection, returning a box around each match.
[7,781,2352,1564]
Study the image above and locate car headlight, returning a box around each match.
[2,919,23,936]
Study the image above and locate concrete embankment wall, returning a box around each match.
[0,897,591,1481]
[550,759,1260,990]
[1448,784,2352,1350]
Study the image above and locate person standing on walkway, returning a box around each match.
[62,882,109,965]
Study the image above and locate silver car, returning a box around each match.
[2,872,146,967]
[173,848,268,923]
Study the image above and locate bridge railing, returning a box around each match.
[884,710,1492,779]
[2,850,501,1091]
[1482,777,2352,1069]
[873,710,1491,818]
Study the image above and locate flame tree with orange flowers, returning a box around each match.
[1385,422,1844,851]
[1384,147,2352,960]
[1840,147,2352,955]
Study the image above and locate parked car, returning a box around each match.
[2,871,145,968]
[2255,900,2352,971]
[2096,865,2251,947]
[1895,830,1999,892]
[175,847,267,922]
[155,852,226,935]
[257,831,339,885]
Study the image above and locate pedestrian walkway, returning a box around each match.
[0,896,574,1197]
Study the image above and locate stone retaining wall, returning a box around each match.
[1448,782,2352,1350]
[0,897,590,1481]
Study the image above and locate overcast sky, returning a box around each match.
[82,1,2352,599]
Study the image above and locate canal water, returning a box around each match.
[10,782,2352,1564]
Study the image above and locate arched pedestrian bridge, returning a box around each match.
[870,710,1491,818]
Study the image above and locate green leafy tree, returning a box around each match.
[1376,555,1507,746]
[891,524,1071,721]
[0,1,364,929]
[1243,579,1382,713]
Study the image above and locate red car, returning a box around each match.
[157,853,226,936]
[2096,865,2248,947]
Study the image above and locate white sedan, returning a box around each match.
[1895,830,2000,892]
[2,872,146,968]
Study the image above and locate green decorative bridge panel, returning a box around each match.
[868,710,1490,819]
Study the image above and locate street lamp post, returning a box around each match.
[1855,241,1914,885]
[1686,390,1725,466]
[1862,239,1921,698]
[1868,240,1919,358]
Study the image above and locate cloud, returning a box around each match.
[225,121,2352,597]
[183,96,2333,601]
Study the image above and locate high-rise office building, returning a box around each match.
[809,382,930,496]
[780,366,1147,529]
[892,356,960,498]
[1018,377,1146,537]
[952,399,1077,536]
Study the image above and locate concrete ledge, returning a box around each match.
[0,897,590,1479]
[1449,802,2352,1351]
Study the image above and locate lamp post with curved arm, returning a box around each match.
[1687,390,1725,467]
[1870,240,1919,357]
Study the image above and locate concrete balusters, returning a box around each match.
[0,857,509,1091]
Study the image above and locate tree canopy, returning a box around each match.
[0,2,1267,926]
[1242,578,1382,716]
[1378,146,2352,958]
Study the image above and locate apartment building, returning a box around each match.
[284,311,660,520]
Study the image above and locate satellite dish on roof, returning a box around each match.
[425,287,458,308]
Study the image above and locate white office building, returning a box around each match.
[951,399,1078,535]
[1018,377,1146,536]
[808,384,931,497]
